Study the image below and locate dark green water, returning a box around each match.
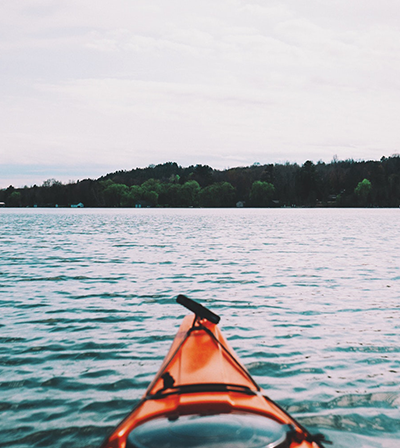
[1,208,399,447]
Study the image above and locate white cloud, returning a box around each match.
[1,0,400,187]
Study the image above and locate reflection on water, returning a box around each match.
[0,208,399,448]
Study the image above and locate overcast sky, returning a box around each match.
[1,0,400,187]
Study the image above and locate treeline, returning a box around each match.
[1,156,400,208]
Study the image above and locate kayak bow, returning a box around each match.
[101,295,327,448]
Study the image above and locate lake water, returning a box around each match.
[1,208,399,448]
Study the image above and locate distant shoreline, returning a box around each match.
[1,157,400,208]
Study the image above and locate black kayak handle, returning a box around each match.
[176,295,221,324]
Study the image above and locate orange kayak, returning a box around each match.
[100,295,328,448]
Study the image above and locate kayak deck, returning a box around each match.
[101,299,326,448]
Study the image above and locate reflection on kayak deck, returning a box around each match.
[127,413,290,448]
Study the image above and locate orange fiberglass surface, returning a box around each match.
[100,295,327,448]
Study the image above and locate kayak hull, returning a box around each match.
[101,314,324,448]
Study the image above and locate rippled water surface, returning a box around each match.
[1,208,399,447]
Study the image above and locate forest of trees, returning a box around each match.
[1,156,400,208]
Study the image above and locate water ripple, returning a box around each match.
[1,208,399,448]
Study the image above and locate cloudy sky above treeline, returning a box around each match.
[1,0,400,187]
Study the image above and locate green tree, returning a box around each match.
[354,178,372,206]
[161,183,182,207]
[141,178,162,194]
[103,182,129,207]
[143,190,158,206]
[181,180,200,206]
[249,181,275,207]
[141,178,161,206]
[123,185,143,207]
[190,164,214,187]
[160,182,200,207]
[199,182,236,207]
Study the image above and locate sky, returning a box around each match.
[1,0,400,188]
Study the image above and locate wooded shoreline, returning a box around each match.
[2,156,400,208]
